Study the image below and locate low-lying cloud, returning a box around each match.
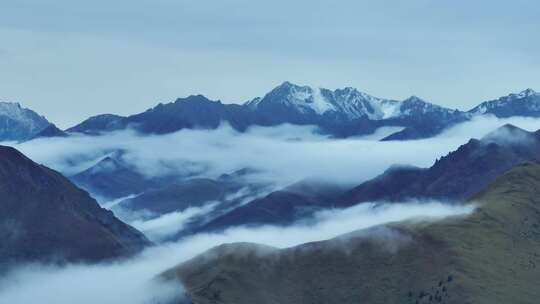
[0,200,474,304]
[129,202,217,242]
[9,115,540,190]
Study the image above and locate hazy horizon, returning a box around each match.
[1,0,539,128]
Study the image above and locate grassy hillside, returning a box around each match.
[164,161,540,304]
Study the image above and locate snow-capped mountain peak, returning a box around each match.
[469,88,540,117]
[402,95,425,103]
[249,81,400,120]
[515,88,537,98]
[0,102,50,140]
[245,82,464,122]
[0,102,29,121]
[331,87,389,119]
[253,81,336,115]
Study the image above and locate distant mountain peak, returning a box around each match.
[275,81,303,90]
[498,123,522,130]
[469,88,540,117]
[403,95,424,102]
[175,94,215,103]
[483,123,529,135]
[481,124,535,146]
[274,81,310,92]
[396,95,460,117]
[0,101,51,141]
[256,82,336,115]
[85,152,132,175]
[516,88,537,98]
[402,95,434,105]
[252,82,398,119]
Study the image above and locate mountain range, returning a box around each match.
[2,84,539,141]
[63,83,540,139]
[163,160,540,304]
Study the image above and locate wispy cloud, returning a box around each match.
[0,200,474,304]
[10,115,540,189]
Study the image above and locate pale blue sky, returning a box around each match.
[0,0,539,128]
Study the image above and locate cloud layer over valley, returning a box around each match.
[0,200,474,304]
[9,115,540,190]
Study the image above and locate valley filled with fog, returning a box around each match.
[2,114,539,303]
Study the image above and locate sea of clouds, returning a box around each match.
[11,115,540,189]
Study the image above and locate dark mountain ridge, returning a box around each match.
[341,123,540,205]
[0,145,150,269]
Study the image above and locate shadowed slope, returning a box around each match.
[342,124,540,205]
[0,146,150,269]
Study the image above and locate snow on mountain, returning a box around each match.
[247,81,455,121]
[330,87,390,120]
[247,81,385,119]
[0,102,51,141]
[469,89,540,117]
[379,100,401,119]
[247,82,336,115]
[398,96,462,117]
[63,82,540,141]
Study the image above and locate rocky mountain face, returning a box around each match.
[0,146,150,269]
[0,102,52,141]
[164,161,540,304]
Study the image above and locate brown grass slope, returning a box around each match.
[165,161,540,304]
